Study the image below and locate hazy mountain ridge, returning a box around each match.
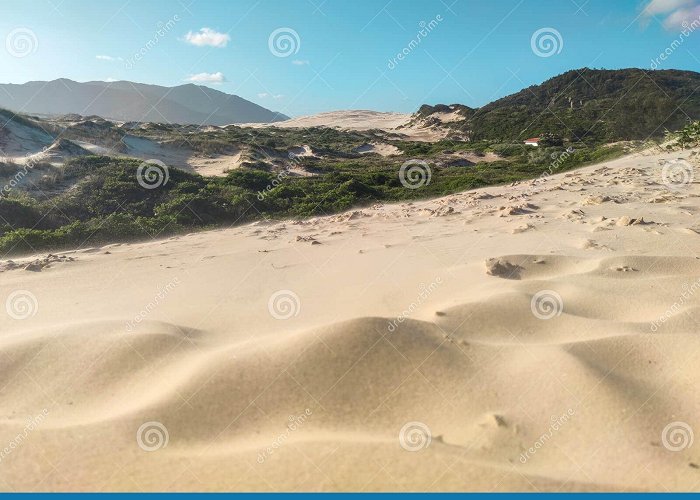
[0,79,289,126]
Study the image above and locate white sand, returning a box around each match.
[1,146,699,491]
[353,143,402,157]
[242,110,447,142]
[430,110,465,124]
[187,152,243,178]
[77,136,245,178]
[246,110,411,131]
[288,145,315,157]
[0,117,54,161]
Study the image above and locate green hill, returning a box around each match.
[434,68,700,143]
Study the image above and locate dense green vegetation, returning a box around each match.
[442,69,700,143]
[0,141,629,255]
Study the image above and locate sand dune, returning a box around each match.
[75,135,245,178]
[248,110,411,131]
[1,146,700,491]
[242,110,447,142]
[352,143,402,157]
[0,113,55,160]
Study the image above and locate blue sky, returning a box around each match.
[1,0,699,116]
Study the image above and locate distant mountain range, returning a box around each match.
[419,68,700,142]
[2,69,699,144]
[0,79,289,126]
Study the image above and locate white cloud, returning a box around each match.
[257,92,284,100]
[292,59,309,66]
[96,55,123,62]
[186,72,226,83]
[184,28,230,48]
[644,0,693,15]
[664,4,700,27]
[258,93,269,98]
[643,0,700,29]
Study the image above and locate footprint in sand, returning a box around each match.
[295,235,322,245]
[499,203,537,217]
[583,239,613,251]
[616,216,650,227]
[485,257,524,280]
[613,265,638,272]
[511,223,535,234]
[583,195,612,205]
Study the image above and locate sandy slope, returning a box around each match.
[75,136,244,178]
[353,143,402,157]
[1,146,700,491]
[242,110,446,142]
[0,116,54,160]
[244,110,411,131]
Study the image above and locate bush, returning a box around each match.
[0,140,632,256]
